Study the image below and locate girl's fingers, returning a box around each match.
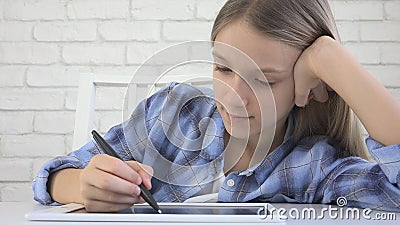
[126,161,154,177]
[81,166,141,196]
[126,161,154,190]
[91,154,143,185]
[294,69,315,107]
[83,199,134,212]
[295,87,310,107]
[306,92,314,105]
[295,78,329,107]
[81,184,142,204]
[81,154,155,214]
[311,81,329,103]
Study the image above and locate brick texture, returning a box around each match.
[3,0,66,21]
[34,22,97,42]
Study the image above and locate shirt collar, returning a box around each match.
[238,108,297,175]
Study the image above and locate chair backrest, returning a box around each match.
[72,73,213,150]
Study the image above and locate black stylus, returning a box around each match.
[91,130,162,214]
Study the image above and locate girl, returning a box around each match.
[33,0,400,212]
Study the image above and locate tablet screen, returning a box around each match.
[26,203,280,223]
[132,205,265,215]
[73,205,267,216]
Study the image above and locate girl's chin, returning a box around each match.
[224,124,253,139]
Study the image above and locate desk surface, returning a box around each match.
[1,201,398,225]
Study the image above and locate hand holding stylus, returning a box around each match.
[91,130,161,213]
[78,131,157,212]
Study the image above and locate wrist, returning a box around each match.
[309,36,346,82]
[49,168,83,204]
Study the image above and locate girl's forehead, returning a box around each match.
[214,20,301,72]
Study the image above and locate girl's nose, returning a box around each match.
[226,73,250,106]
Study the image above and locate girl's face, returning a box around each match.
[213,20,302,140]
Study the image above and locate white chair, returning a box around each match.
[72,73,213,150]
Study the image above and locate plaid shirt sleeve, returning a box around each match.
[32,120,141,205]
[367,137,400,185]
[321,137,400,211]
[32,82,224,205]
[32,83,176,205]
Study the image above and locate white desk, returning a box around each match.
[1,201,398,225]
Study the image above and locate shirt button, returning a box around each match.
[227,179,235,187]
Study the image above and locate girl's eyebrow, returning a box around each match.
[212,51,285,75]
[211,51,227,62]
[211,51,234,68]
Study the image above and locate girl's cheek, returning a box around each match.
[213,77,228,97]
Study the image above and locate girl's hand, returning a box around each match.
[293,35,400,146]
[293,36,335,107]
[79,154,154,212]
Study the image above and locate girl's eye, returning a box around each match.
[214,64,275,87]
[214,64,232,73]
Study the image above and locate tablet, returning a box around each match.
[25,202,286,224]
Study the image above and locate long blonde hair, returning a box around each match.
[211,0,370,159]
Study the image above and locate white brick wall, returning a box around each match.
[0,43,59,64]
[67,0,130,19]
[131,0,196,20]
[3,0,66,21]
[0,0,399,202]
[34,22,97,42]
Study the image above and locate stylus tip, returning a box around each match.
[158,209,162,214]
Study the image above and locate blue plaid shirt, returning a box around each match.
[33,82,400,212]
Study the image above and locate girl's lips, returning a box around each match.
[226,112,250,122]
